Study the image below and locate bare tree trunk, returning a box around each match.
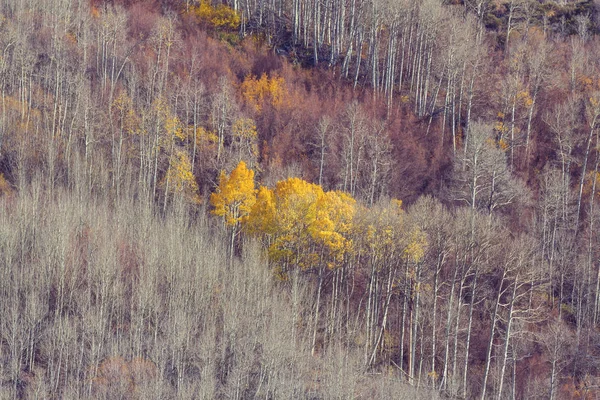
[311,265,324,356]
[462,267,479,398]
[481,269,508,400]
[439,261,458,391]
[576,115,598,232]
[369,266,396,366]
[497,275,519,400]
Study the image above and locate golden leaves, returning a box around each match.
[190,0,240,30]
[113,92,141,136]
[210,170,429,276]
[210,161,257,226]
[163,150,200,204]
[241,73,286,112]
[582,170,600,200]
[245,185,276,236]
[516,90,533,108]
[0,174,12,197]
[194,126,218,146]
[245,177,355,272]
[232,118,259,163]
[403,228,427,263]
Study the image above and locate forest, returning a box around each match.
[1,0,600,398]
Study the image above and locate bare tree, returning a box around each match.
[452,121,526,215]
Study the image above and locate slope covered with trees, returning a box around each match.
[1,0,600,398]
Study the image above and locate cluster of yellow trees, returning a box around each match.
[189,0,240,30]
[241,73,287,112]
[210,161,431,373]
[210,161,426,276]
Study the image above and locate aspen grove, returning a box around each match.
[1,0,600,399]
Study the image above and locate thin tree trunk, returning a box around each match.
[497,275,519,400]
[481,270,508,400]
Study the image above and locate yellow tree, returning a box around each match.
[352,199,405,364]
[264,178,321,272]
[161,149,200,207]
[189,0,240,30]
[311,190,355,267]
[351,198,427,367]
[245,185,277,243]
[241,73,286,112]
[246,177,356,272]
[112,91,141,198]
[245,178,356,273]
[147,97,185,201]
[210,161,257,259]
[309,189,355,354]
[245,177,355,354]
[161,115,188,210]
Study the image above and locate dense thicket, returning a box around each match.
[0,179,441,399]
[1,0,600,398]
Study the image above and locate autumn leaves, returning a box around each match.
[210,161,426,276]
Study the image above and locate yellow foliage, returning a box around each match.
[190,0,240,30]
[163,149,200,204]
[232,118,259,161]
[516,90,533,108]
[113,92,140,136]
[241,73,286,112]
[165,116,185,141]
[269,178,321,243]
[404,227,427,263]
[210,161,257,226]
[232,118,257,140]
[350,203,388,268]
[246,185,277,236]
[352,198,428,270]
[428,370,439,381]
[493,120,510,150]
[151,97,186,153]
[494,120,508,134]
[312,190,355,261]
[0,174,12,197]
[583,171,600,200]
[579,75,594,91]
[246,177,355,271]
[193,126,218,146]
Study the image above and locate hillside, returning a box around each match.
[1,0,600,399]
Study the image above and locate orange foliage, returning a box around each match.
[0,174,12,197]
[582,171,600,200]
[91,5,100,19]
[92,356,157,398]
